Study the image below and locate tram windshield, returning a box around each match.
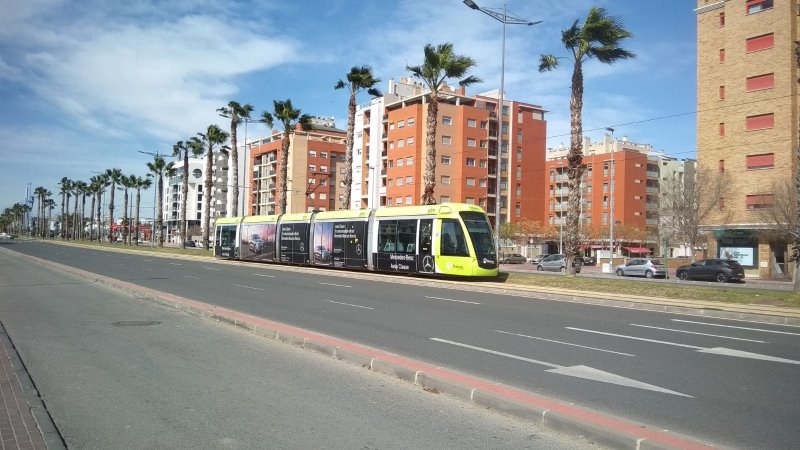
[460,212,496,262]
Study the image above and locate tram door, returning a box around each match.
[417,219,435,274]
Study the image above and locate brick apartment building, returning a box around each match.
[696,0,797,278]
[352,78,547,228]
[247,117,346,215]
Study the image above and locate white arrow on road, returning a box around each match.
[430,338,691,397]
[566,327,800,365]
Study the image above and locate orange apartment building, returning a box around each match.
[354,78,547,228]
[247,117,346,215]
[696,0,797,277]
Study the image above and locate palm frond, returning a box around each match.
[538,54,560,72]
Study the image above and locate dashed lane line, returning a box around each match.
[630,324,768,343]
[327,300,374,310]
[425,296,481,305]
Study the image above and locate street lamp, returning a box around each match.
[139,150,164,246]
[605,127,615,268]
[464,0,541,260]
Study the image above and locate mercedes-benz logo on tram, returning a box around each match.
[356,244,362,256]
[422,255,433,272]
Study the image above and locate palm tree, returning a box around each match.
[261,99,312,215]
[218,101,254,217]
[34,186,47,237]
[73,181,87,240]
[335,66,382,210]
[146,156,176,247]
[407,43,481,205]
[197,125,230,249]
[45,198,55,237]
[120,175,136,245]
[105,168,123,242]
[133,176,153,245]
[87,176,102,240]
[539,7,634,274]
[173,138,205,247]
[58,177,71,238]
[96,174,111,241]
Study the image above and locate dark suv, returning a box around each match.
[676,259,745,283]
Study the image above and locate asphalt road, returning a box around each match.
[6,241,800,449]
[0,244,590,449]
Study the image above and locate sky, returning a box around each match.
[0,0,698,213]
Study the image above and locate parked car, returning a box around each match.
[536,254,581,273]
[676,258,745,283]
[0,232,10,239]
[500,253,527,264]
[581,255,597,266]
[529,254,551,265]
[615,258,667,278]
[185,240,196,248]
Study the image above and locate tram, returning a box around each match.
[213,203,498,277]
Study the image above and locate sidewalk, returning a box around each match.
[0,323,49,450]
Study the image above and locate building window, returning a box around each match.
[718,197,725,211]
[408,117,415,126]
[406,157,413,165]
[440,195,450,203]
[466,177,475,186]
[388,179,393,187]
[479,159,487,168]
[746,0,773,14]
[320,151,327,158]
[517,130,522,142]
[746,73,774,91]
[309,150,316,157]
[397,158,404,167]
[398,120,404,128]
[405,195,412,205]
[746,113,774,131]
[442,116,453,125]
[480,120,487,129]
[465,197,475,205]
[396,197,402,205]
[516,202,521,216]
[308,164,316,172]
[466,158,476,167]
[406,176,412,185]
[746,33,774,53]
[442,136,452,145]
[319,193,327,200]
[516,148,522,161]
[746,193,774,209]
[467,119,477,128]
[467,138,476,147]
[719,11,725,26]
[397,140,404,148]
[389,141,394,150]
[719,159,725,173]
[397,177,404,186]
[719,122,725,136]
[719,48,725,63]
[407,137,414,146]
[746,153,774,169]
[309,192,315,199]
[387,198,393,206]
[719,85,725,100]
[441,175,451,185]
[389,122,394,131]
[480,178,487,187]
[441,155,451,165]
[320,165,328,173]
[308,178,316,185]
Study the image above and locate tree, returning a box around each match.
[218,101,254,218]
[757,179,800,280]
[173,138,205,247]
[133,176,152,245]
[197,125,230,249]
[146,156,176,247]
[87,176,103,240]
[120,175,136,245]
[45,198,55,237]
[335,66,382,209]
[34,186,48,238]
[407,43,480,205]
[539,7,634,274]
[58,177,71,238]
[95,175,110,241]
[105,168,123,242]
[660,168,729,263]
[261,100,311,215]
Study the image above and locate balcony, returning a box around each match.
[646,218,658,226]
[646,201,658,210]
[488,130,498,139]
[646,186,658,194]
[646,171,659,178]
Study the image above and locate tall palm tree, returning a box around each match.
[335,66,382,210]
[539,7,634,274]
[120,175,135,245]
[73,181,87,240]
[217,101,254,217]
[261,99,312,215]
[407,43,481,205]
[173,138,205,247]
[133,176,153,245]
[96,174,111,241]
[146,156,176,247]
[58,177,71,238]
[105,168,123,242]
[45,198,55,237]
[197,125,230,249]
[87,176,102,240]
[34,186,47,237]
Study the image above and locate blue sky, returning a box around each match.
[0,0,697,213]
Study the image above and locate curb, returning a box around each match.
[12,249,716,449]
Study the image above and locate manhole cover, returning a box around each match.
[112,320,162,327]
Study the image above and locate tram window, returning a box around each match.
[397,220,416,253]
[420,220,433,252]
[378,221,397,252]
[440,219,469,257]
[219,226,236,247]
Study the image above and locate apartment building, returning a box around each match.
[696,0,797,277]
[545,135,695,255]
[353,77,547,228]
[247,117,346,215]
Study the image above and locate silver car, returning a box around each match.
[615,258,667,278]
[536,254,582,273]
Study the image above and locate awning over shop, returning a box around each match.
[578,244,607,249]
[624,246,651,254]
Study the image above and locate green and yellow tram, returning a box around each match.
[214,203,498,277]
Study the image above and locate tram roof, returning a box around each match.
[373,203,486,218]
[314,209,371,221]
[215,217,242,225]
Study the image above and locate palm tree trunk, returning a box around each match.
[343,92,357,209]
[60,193,66,239]
[157,178,164,247]
[182,149,189,247]
[65,194,71,240]
[97,191,102,242]
[90,194,96,241]
[123,190,129,245]
[421,95,439,205]
[565,61,585,275]
[279,131,291,214]
[203,149,213,249]
[231,123,239,218]
[108,183,115,242]
[135,189,141,246]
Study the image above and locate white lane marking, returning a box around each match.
[143,268,154,272]
[425,296,481,305]
[252,273,275,278]
[232,284,264,291]
[169,262,182,266]
[328,300,374,310]
[144,259,152,262]
[567,327,800,365]
[183,275,200,280]
[318,282,351,288]
[671,319,800,336]
[630,324,768,343]
[203,267,221,271]
[430,338,689,396]
[495,330,635,356]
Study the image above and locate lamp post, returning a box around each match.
[139,150,164,246]
[605,127,615,268]
[464,0,540,261]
